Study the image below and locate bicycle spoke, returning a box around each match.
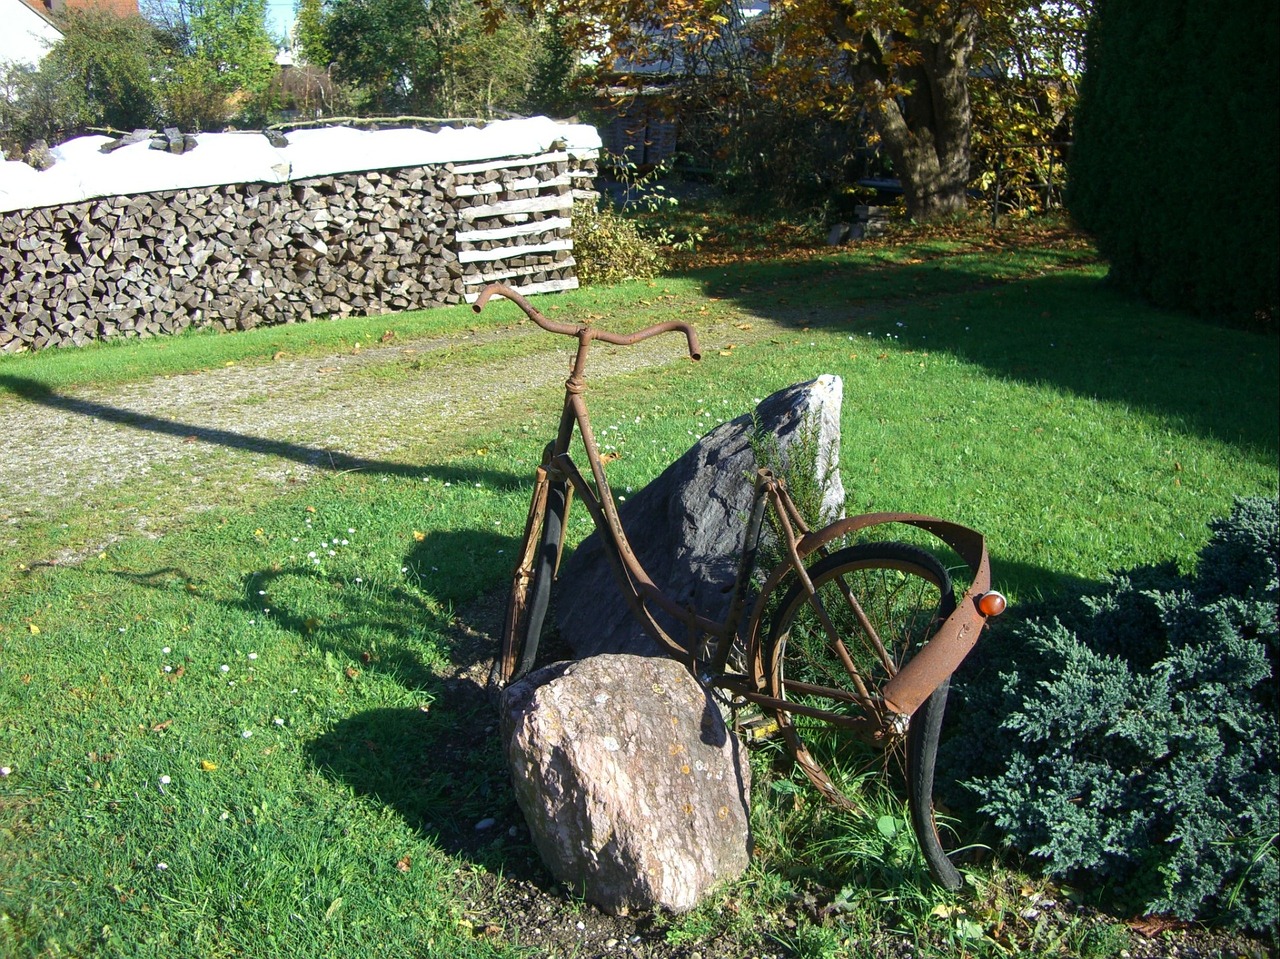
[799,586,877,709]
[765,542,955,790]
[829,568,898,677]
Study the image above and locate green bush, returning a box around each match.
[1067,0,1279,327]
[950,498,1279,932]
[1,10,166,152]
[571,198,665,286]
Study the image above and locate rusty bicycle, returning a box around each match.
[473,282,1007,890]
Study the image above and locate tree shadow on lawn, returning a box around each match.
[684,261,1279,459]
[112,547,552,880]
[0,372,521,488]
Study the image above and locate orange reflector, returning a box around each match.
[978,591,1007,617]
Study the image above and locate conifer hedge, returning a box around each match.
[1067,0,1279,327]
[949,499,1279,932]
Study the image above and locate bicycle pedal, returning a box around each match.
[737,715,780,741]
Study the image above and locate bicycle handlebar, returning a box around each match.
[472,283,702,361]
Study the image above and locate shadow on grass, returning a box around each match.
[985,555,1099,605]
[680,258,1279,458]
[305,689,551,883]
[0,372,521,487]
[109,555,550,879]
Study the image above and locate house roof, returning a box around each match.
[610,0,771,78]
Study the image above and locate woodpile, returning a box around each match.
[0,145,598,352]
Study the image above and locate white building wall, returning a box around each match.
[0,0,64,69]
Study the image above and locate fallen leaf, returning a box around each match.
[318,367,338,373]
[735,322,752,330]
[395,855,411,872]
[151,719,173,732]
[305,506,316,513]
[28,623,40,634]
[380,330,396,343]
[199,760,218,771]
[272,351,285,360]
[1127,915,1189,938]
[413,530,426,541]
[344,666,359,679]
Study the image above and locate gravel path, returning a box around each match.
[0,315,733,560]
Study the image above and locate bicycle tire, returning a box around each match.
[764,542,964,888]
[494,480,567,689]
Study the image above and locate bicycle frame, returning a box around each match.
[476,282,1001,745]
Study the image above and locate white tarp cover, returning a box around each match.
[0,116,602,215]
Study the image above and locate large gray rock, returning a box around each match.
[557,375,845,658]
[500,654,751,914]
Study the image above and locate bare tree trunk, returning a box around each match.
[837,6,979,221]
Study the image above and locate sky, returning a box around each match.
[265,0,294,43]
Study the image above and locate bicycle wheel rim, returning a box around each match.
[765,543,959,872]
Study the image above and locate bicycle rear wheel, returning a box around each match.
[764,542,964,888]
[493,478,568,689]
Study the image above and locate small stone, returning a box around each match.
[474,817,497,831]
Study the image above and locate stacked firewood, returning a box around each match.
[0,147,597,352]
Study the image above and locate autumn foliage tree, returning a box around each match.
[768,0,985,220]
[496,0,990,219]
[491,0,1089,221]
[969,0,1090,214]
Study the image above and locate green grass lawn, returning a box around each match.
[1,225,1276,958]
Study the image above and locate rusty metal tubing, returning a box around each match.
[548,451,696,664]
[567,391,722,644]
[472,282,703,361]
